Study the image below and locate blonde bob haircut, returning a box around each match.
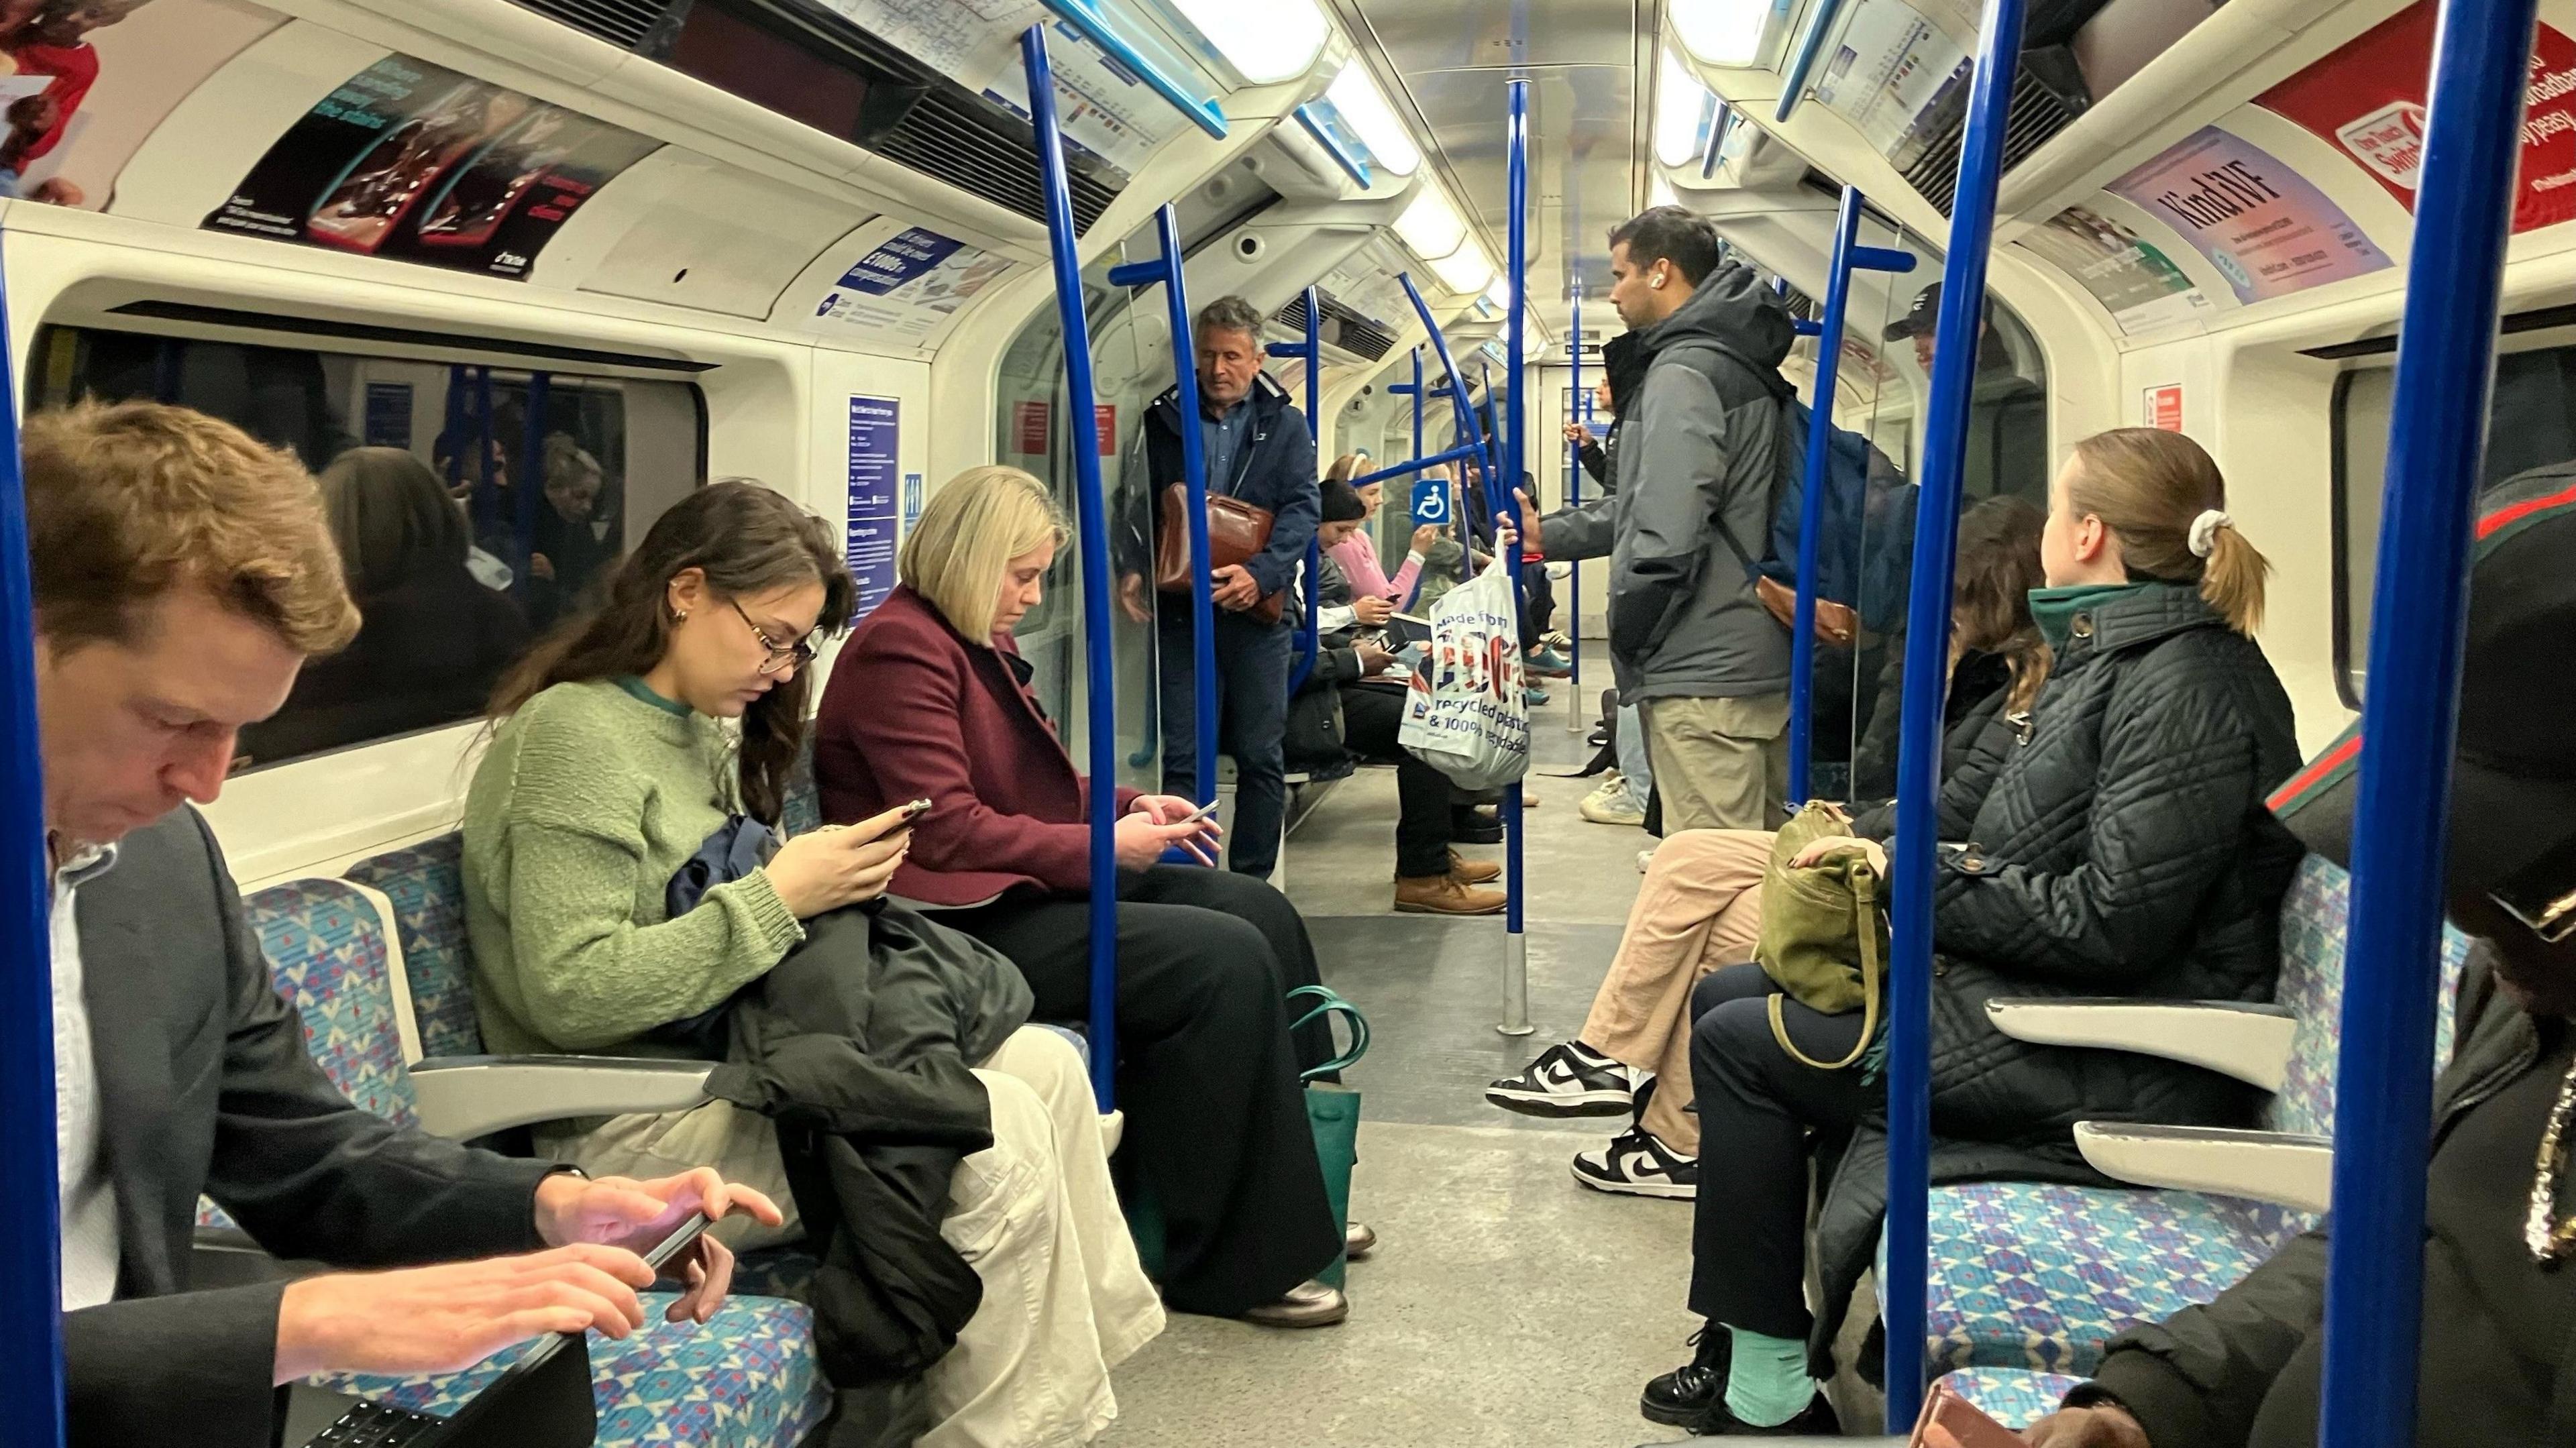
[900,464,1070,641]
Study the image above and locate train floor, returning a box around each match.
[1099,658,1727,1448]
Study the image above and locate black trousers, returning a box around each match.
[944,866,1342,1317]
[1520,566,1555,649]
[1338,682,1454,879]
[1686,962,1882,1339]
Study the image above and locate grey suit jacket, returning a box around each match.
[63,807,555,1448]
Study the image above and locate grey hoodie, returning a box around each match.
[1540,264,1795,702]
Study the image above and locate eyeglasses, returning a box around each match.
[728,598,818,677]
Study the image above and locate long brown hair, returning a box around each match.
[2064,428,2270,635]
[1951,494,2049,711]
[490,481,855,825]
[318,447,466,595]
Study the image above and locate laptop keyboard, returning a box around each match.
[303,1400,443,1447]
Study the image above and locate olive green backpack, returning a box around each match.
[1754,801,1889,1069]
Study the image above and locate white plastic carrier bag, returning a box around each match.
[1398,551,1530,790]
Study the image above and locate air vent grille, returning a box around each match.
[1903,67,2084,217]
[513,0,672,50]
[1273,292,1397,362]
[508,0,1120,232]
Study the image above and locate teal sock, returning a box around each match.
[1723,1325,1816,1428]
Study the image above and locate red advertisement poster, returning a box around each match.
[2256,0,2576,234]
[1013,400,1050,455]
[1095,404,1117,457]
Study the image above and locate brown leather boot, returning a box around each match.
[1395,873,1507,915]
[1448,850,1502,885]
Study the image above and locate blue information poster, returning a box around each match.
[363,382,413,448]
[902,471,925,531]
[847,396,900,620]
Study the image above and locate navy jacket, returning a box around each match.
[1128,371,1319,608]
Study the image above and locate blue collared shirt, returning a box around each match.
[1199,394,1252,496]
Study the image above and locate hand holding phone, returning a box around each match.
[1911,1381,2037,1448]
[769,805,916,917]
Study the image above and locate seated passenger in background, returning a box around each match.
[27,402,776,1447]
[463,480,1160,1445]
[1487,496,2049,1199]
[1292,477,1506,916]
[527,433,619,629]
[237,447,529,766]
[815,465,1357,1329]
[2009,465,2576,1448]
[1322,452,1435,606]
[1644,429,2304,1435]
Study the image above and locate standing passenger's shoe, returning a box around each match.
[1242,1279,1349,1328]
[1345,1221,1379,1260]
[1570,1127,1699,1199]
[1682,1392,1841,1436]
[1395,873,1507,915]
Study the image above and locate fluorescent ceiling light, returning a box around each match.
[1484,276,1511,313]
[1324,66,1419,176]
[1429,240,1494,295]
[1654,47,1717,168]
[1395,185,1468,262]
[1165,0,1330,85]
[1671,0,1774,66]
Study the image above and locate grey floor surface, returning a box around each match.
[1097,659,1722,1447]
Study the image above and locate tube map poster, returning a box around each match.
[204,55,659,280]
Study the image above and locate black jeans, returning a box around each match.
[943,866,1342,1316]
[1686,962,1882,1339]
[1338,681,1454,879]
[1157,610,1291,878]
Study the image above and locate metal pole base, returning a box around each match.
[1496,928,1534,1036]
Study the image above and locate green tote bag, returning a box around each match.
[1754,801,1888,1070]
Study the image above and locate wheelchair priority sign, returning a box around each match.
[1410,476,1452,525]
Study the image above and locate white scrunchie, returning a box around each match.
[2187,508,2233,559]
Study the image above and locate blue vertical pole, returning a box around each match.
[1883,0,2026,1421]
[1410,347,1424,467]
[1500,75,1532,1036]
[1289,286,1323,691]
[1566,288,1583,728]
[0,239,68,1448]
[1022,25,1120,1109]
[1398,273,1491,565]
[1110,207,1217,810]
[517,372,549,598]
[2322,5,2534,1447]
[474,367,496,543]
[1788,187,1913,803]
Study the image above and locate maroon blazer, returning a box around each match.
[815,583,1139,906]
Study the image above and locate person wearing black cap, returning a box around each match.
[1886,280,2048,504]
[2013,462,2576,1448]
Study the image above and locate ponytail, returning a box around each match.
[2064,428,2271,636]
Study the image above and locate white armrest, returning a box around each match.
[1984,998,2297,1091]
[410,1055,714,1139]
[2074,1121,2333,1215]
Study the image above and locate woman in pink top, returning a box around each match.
[1321,453,1440,606]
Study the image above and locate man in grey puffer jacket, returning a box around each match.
[1538,206,1796,831]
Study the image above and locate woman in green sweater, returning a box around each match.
[464,482,1162,1447]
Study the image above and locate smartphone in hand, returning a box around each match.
[1909,1381,2026,1448]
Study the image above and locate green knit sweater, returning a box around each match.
[462,678,805,1057]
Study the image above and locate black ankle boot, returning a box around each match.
[1639,1325,1730,1427]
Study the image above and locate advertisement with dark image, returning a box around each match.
[205,54,659,280]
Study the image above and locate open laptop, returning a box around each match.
[276,1215,708,1448]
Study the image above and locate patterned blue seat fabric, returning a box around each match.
[1938,1368,2089,1431]
[344,834,484,1059]
[1919,855,2478,1381]
[227,875,830,1446]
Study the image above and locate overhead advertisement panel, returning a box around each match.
[205,56,659,281]
[803,221,1018,345]
[1811,0,1967,166]
[2016,204,2215,335]
[2254,0,2576,235]
[0,0,283,212]
[2104,127,2392,305]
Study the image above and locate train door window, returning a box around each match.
[1876,223,2052,509]
[28,325,708,770]
[2333,343,2576,704]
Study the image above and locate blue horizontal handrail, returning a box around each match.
[1034,0,1230,140]
[1348,443,1485,492]
[1774,0,1849,123]
[1293,104,1373,189]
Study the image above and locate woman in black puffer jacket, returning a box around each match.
[1640,429,2304,1436]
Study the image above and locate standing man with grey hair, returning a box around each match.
[1123,294,1319,879]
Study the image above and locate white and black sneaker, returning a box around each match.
[1570,1127,1698,1199]
[1486,1042,1641,1117]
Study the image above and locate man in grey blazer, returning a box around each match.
[24,400,782,1446]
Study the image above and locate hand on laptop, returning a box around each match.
[533,1168,786,1325]
[270,1243,657,1385]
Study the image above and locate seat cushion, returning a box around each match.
[1938,1368,2086,1431]
[1925,1182,2272,1374]
[2271,855,2477,1139]
[246,878,419,1128]
[310,1290,831,1447]
[345,833,483,1059]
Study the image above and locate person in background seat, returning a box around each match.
[820,464,1361,1330]
[462,480,1160,1447]
[25,400,777,1448]
[1999,463,2576,1448]
[1641,429,2303,1436]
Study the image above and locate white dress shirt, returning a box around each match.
[52,841,121,1311]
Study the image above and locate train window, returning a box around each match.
[2334,345,2576,704]
[28,325,708,769]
